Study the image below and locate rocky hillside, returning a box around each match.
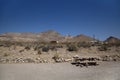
[36,30,65,42]
[69,34,94,42]
[0,30,63,42]
[0,30,95,42]
[0,31,120,64]
[0,30,120,43]
[105,36,120,44]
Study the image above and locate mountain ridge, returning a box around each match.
[0,30,119,42]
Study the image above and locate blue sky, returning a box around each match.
[0,0,120,40]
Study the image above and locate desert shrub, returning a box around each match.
[52,53,60,60]
[3,53,9,57]
[19,49,24,53]
[109,43,120,47]
[67,44,78,51]
[34,46,38,51]
[24,58,35,63]
[56,45,63,48]
[34,46,40,51]
[115,42,120,47]
[77,42,91,48]
[25,46,31,50]
[37,50,42,55]
[98,45,108,51]
[16,42,26,47]
[42,46,49,52]
[48,45,57,51]
[3,41,11,47]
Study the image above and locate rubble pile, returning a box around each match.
[0,57,73,63]
[100,55,120,61]
[0,57,48,63]
[0,55,120,64]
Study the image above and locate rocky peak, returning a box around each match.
[105,36,120,43]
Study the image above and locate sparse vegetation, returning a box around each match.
[67,43,78,51]
[19,49,24,53]
[42,46,49,52]
[37,50,42,55]
[52,53,61,62]
[0,32,120,63]
[77,42,91,48]
[3,53,9,57]
[98,44,108,51]
[53,53,60,60]
[25,46,31,50]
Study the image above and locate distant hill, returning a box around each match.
[0,32,39,42]
[0,30,96,42]
[104,36,120,43]
[36,30,65,42]
[67,34,94,42]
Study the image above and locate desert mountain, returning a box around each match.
[104,36,120,43]
[69,34,94,42]
[0,30,64,42]
[0,30,95,42]
[36,30,65,42]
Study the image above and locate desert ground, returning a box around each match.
[0,39,120,80]
[0,62,120,80]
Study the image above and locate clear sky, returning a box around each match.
[0,0,120,40]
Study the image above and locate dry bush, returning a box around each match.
[37,50,42,55]
[67,44,78,51]
[24,46,31,50]
[98,45,108,51]
[42,46,49,52]
[3,53,10,57]
[52,53,60,61]
[77,42,91,48]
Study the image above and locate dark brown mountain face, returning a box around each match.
[105,36,120,44]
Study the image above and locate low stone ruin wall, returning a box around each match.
[0,55,120,64]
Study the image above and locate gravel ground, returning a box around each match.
[0,62,120,80]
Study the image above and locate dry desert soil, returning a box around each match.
[0,62,120,80]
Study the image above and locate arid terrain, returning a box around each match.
[0,30,120,80]
[0,30,120,63]
[0,62,120,80]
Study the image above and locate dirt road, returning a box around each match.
[0,62,120,80]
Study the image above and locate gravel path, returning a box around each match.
[0,62,120,80]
